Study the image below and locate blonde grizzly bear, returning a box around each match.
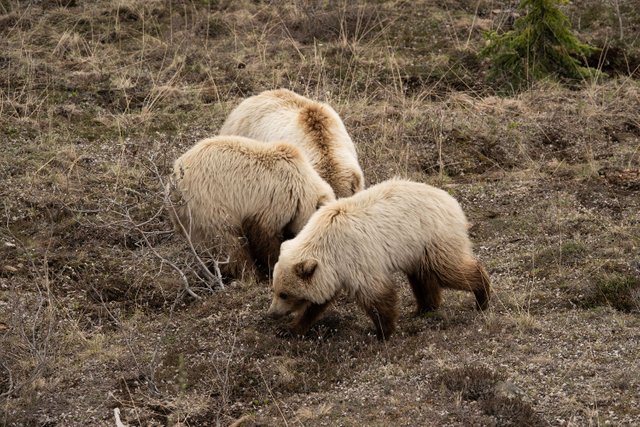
[168,135,335,281]
[267,178,491,340]
[219,89,364,198]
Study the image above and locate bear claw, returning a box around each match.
[275,327,294,338]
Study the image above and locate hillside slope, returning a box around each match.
[1,1,639,425]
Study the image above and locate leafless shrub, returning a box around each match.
[87,155,226,300]
[287,1,386,45]
[440,366,545,425]
[0,226,59,407]
[439,365,502,401]
[580,273,640,312]
[0,362,13,397]
[481,393,546,426]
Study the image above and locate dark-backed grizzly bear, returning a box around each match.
[167,135,335,281]
[219,89,364,198]
[267,178,491,339]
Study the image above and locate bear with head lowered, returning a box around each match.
[219,89,364,198]
[268,178,491,340]
[167,135,335,282]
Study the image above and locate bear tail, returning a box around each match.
[472,261,491,311]
[429,257,491,310]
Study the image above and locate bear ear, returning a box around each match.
[294,259,317,279]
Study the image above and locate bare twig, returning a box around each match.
[465,0,482,50]
[161,175,225,290]
[114,408,128,427]
[134,219,200,300]
[210,316,242,422]
[610,0,624,41]
[1,226,57,399]
[0,363,14,398]
[257,365,290,427]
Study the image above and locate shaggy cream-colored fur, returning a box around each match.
[268,178,491,339]
[168,135,335,281]
[219,89,364,198]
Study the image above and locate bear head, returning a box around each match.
[267,258,319,319]
[267,236,341,319]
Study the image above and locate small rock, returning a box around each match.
[59,103,83,119]
[228,414,254,427]
[2,265,18,273]
[494,380,529,401]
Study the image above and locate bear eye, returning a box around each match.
[279,292,289,300]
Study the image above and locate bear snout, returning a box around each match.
[267,308,281,319]
[267,301,287,319]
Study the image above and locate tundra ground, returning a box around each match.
[1,1,639,425]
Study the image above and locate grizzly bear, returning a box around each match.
[267,178,491,340]
[219,89,364,198]
[167,135,335,281]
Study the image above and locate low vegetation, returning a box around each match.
[1,0,638,425]
[482,0,601,89]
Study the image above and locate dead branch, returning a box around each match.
[161,173,226,290]
[134,215,200,300]
[113,407,128,427]
[113,154,226,297]
[0,362,14,398]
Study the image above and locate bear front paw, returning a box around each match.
[276,326,309,339]
[275,327,294,339]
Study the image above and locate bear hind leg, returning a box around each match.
[241,217,283,277]
[362,287,399,341]
[218,231,260,282]
[407,263,442,315]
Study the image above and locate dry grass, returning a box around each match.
[1,0,639,425]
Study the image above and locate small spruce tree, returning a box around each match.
[482,0,601,90]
